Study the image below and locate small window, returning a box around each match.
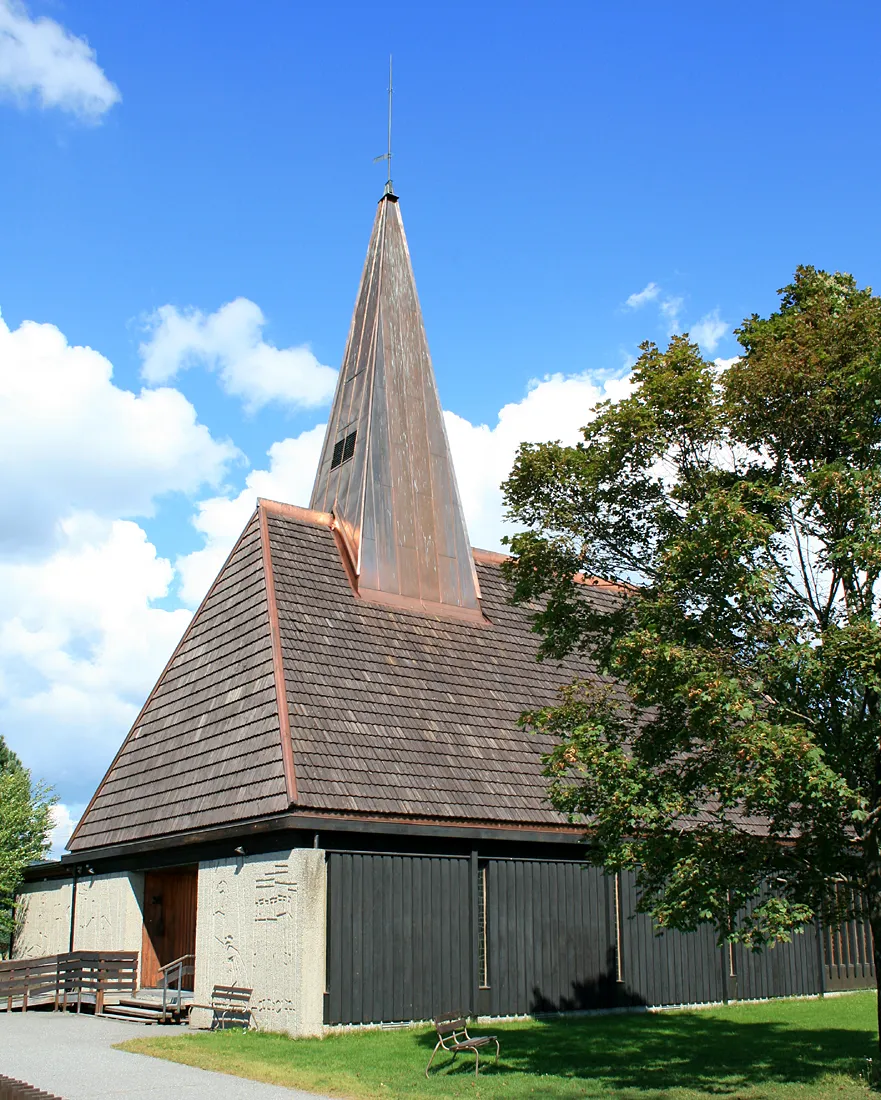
[331,430,357,470]
[477,863,489,988]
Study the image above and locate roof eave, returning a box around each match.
[54,809,589,869]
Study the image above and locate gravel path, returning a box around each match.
[0,1012,332,1099]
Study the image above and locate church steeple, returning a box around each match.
[310,194,483,621]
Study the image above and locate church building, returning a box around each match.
[14,188,873,1033]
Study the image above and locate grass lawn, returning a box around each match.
[116,991,878,1099]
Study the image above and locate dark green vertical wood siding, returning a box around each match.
[326,852,472,1025]
[733,926,823,1001]
[618,870,726,1007]
[823,894,876,992]
[485,859,616,1015]
[325,851,874,1025]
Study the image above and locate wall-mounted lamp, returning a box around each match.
[234,846,246,856]
[85,865,95,875]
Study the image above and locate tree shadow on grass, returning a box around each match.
[419,1010,876,1093]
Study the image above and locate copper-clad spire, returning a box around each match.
[310,195,482,621]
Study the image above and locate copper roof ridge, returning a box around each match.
[470,544,627,592]
[257,505,627,599]
[471,547,511,565]
[258,501,298,806]
[258,500,487,624]
[257,498,333,527]
[257,505,628,598]
[572,571,632,592]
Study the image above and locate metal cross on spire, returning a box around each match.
[373,56,395,197]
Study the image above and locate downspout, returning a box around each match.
[9,894,16,959]
[469,850,478,1017]
[68,865,79,953]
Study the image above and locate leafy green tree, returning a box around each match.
[503,267,881,1041]
[0,736,22,775]
[0,735,55,955]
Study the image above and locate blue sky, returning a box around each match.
[1,0,879,848]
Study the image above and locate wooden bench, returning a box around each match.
[425,1013,500,1077]
[189,985,252,1029]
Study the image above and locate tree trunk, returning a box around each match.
[866,822,881,1059]
[871,906,881,1062]
[865,701,881,1062]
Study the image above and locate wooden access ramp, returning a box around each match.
[0,1073,63,1099]
[0,951,137,1015]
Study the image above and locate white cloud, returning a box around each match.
[660,295,684,336]
[176,424,327,606]
[691,309,728,353]
[626,282,684,336]
[0,310,236,553]
[625,286,730,353]
[140,298,338,413]
[446,372,634,552]
[0,0,119,120]
[626,281,731,342]
[714,355,740,371]
[0,513,191,805]
[625,282,660,309]
[48,801,82,858]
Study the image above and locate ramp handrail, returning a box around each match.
[0,951,138,1013]
[158,953,195,1018]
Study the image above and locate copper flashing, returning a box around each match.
[331,515,359,576]
[331,520,359,592]
[357,585,490,626]
[327,514,487,625]
[68,511,263,851]
[258,502,298,805]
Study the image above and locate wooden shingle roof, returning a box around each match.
[69,510,290,851]
[68,499,618,852]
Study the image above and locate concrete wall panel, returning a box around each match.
[74,872,145,955]
[192,848,326,1036]
[14,879,73,958]
[14,871,144,966]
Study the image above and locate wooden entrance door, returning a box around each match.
[140,866,198,989]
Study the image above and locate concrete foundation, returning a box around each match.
[14,872,145,966]
[191,848,326,1037]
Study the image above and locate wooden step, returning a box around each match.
[98,1002,166,1021]
[97,1011,158,1024]
[115,998,168,1012]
